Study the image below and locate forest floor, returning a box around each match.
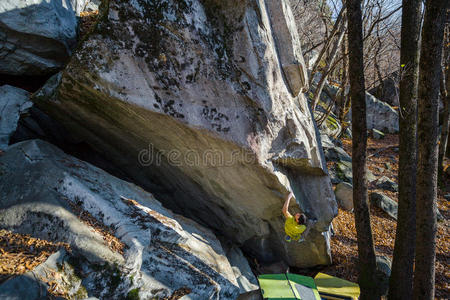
[321,134,449,299]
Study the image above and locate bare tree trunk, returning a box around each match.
[445,25,450,159]
[347,0,379,299]
[338,38,350,123]
[388,0,421,299]
[374,23,384,99]
[438,68,449,182]
[413,0,448,299]
[374,57,383,99]
[438,27,449,182]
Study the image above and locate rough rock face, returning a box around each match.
[266,0,308,95]
[0,0,78,75]
[0,140,239,299]
[36,0,337,267]
[0,85,32,150]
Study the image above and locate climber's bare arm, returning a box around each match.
[282,192,293,219]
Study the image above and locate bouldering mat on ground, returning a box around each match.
[287,273,321,300]
[258,273,321,299]
[313,272,360,300]
[258,274,294,299]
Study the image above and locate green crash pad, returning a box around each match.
[258,273,321,299]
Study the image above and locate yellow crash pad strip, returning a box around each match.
[314,272,360,300]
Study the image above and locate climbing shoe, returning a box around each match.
[285,235,292,242]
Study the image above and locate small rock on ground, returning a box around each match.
[374,176,398,192]
[370,192,398,220]
[335,182,353,211]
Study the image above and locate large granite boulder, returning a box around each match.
[268,0,309,95]
[0,140,240,299]
[347,92,399,133]
[0,85,32,150]
[0,0,79,75]
[370,191,443,221]
[34,0,337,267]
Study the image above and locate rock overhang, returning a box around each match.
[34,0,338,267]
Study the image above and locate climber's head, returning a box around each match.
[295,213,306,225]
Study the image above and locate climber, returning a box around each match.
[282,192,316,242]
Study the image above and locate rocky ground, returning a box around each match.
[322,134,449,299]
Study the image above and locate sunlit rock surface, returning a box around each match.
[35,0,337,267]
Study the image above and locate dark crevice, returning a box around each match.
[0,73,55,93]
[9,106,132,183]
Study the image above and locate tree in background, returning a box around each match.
[346,0,379,298]
[387,0,421,299]
[290,0,402,133]
[438,21,449,183]
[311,9,347,111]
[362,0,402,94]
[413,0,448,299]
